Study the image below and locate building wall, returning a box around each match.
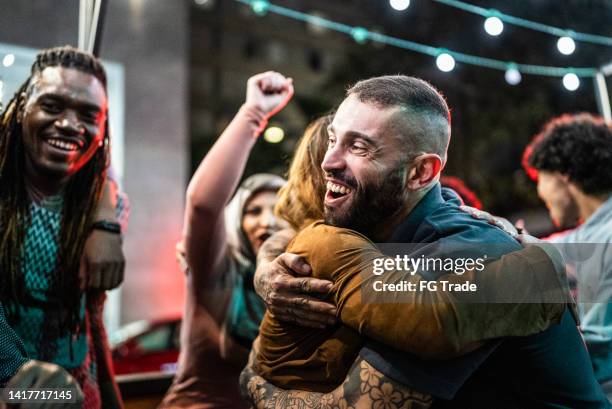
[0,0,189,326]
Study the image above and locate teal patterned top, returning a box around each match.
[2,191,128,374]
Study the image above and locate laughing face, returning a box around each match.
[322,95,409,237]
[19,66,107,192]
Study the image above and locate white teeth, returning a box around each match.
[327,181,352,195]
[47,139,79,151]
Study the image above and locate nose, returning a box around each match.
[55,111,84,136]
[321,143,346,174]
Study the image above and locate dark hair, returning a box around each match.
[0,46,109,334]
[347,75,450,122]
[347,75,451,159]
[523,113,612,195]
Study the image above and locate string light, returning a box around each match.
[557,36,576,55]
[505,64,522,85]
[484,15,503,36]
[389,0,410,11]
[251,0,269,16]
[237,0,598,81]
[562,73,580,91]
[436,52,455,72]
[433,0,612,47]
[351,27,369,44]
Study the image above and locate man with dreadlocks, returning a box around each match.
[0,46,127,408]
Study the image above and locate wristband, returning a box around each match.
[92,220,121,235]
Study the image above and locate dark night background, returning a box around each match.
[190,0,612,235]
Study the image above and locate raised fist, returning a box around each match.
[245,71,294,118]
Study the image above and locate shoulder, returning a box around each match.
[422,204,521,254]
[288,221,376,268]
[292,220,374,249]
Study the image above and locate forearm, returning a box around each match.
[185,104,264,221]
[94,177,119,222]
[338,245,569,357]
[241,357,432,409]
[240,364,335,409]
[183,104,265,274]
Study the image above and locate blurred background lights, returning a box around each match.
[557,36,576,55]
[263,126,284,143]
[389,0,410,11]
[436,52,455,72]
[484,16,504,36]
[562,73,580,91]
[504,65,521,85]
[251,0,270,16]
[194,0,215,9]
[2,53,15,67]
[351,27,369,44]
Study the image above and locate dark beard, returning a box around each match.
[324,166,406,238]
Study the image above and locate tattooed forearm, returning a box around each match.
[350,358,433,409]
[240,357,433,409]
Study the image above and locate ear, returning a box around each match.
[406,154,443,190]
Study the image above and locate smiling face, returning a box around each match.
[19,66,107,192]
[537,171,579,229]
[242,190,286,255]
[322,95,411,236]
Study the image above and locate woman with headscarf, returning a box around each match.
[159,71,292,408]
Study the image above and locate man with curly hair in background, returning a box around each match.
[523,113,612,400]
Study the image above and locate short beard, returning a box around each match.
[324,165,406,238]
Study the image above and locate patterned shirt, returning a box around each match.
[0,304,28,386]
[1,191,128,405]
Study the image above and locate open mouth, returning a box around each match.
[326,181,353,200]
[258,232,272,242]
[45,137,82,152]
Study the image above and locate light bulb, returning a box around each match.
[436,53,455,72]
[562,73,579,91]
[484,16,504,36]
[557,36,576,55]
[264,126,285,143]
[389,0,410,11]
[505,66,521,85]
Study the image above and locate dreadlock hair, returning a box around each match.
[0,45,110,335]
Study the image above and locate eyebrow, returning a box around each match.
[38,92,103,112]
[327,124,378,147]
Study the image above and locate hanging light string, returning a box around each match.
[235,0,598,78]
[433,0,612,47]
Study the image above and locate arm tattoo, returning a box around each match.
[240,357,433,409]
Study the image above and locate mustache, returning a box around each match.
[326,171,358,189]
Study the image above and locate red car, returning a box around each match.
[111,316,181,375]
